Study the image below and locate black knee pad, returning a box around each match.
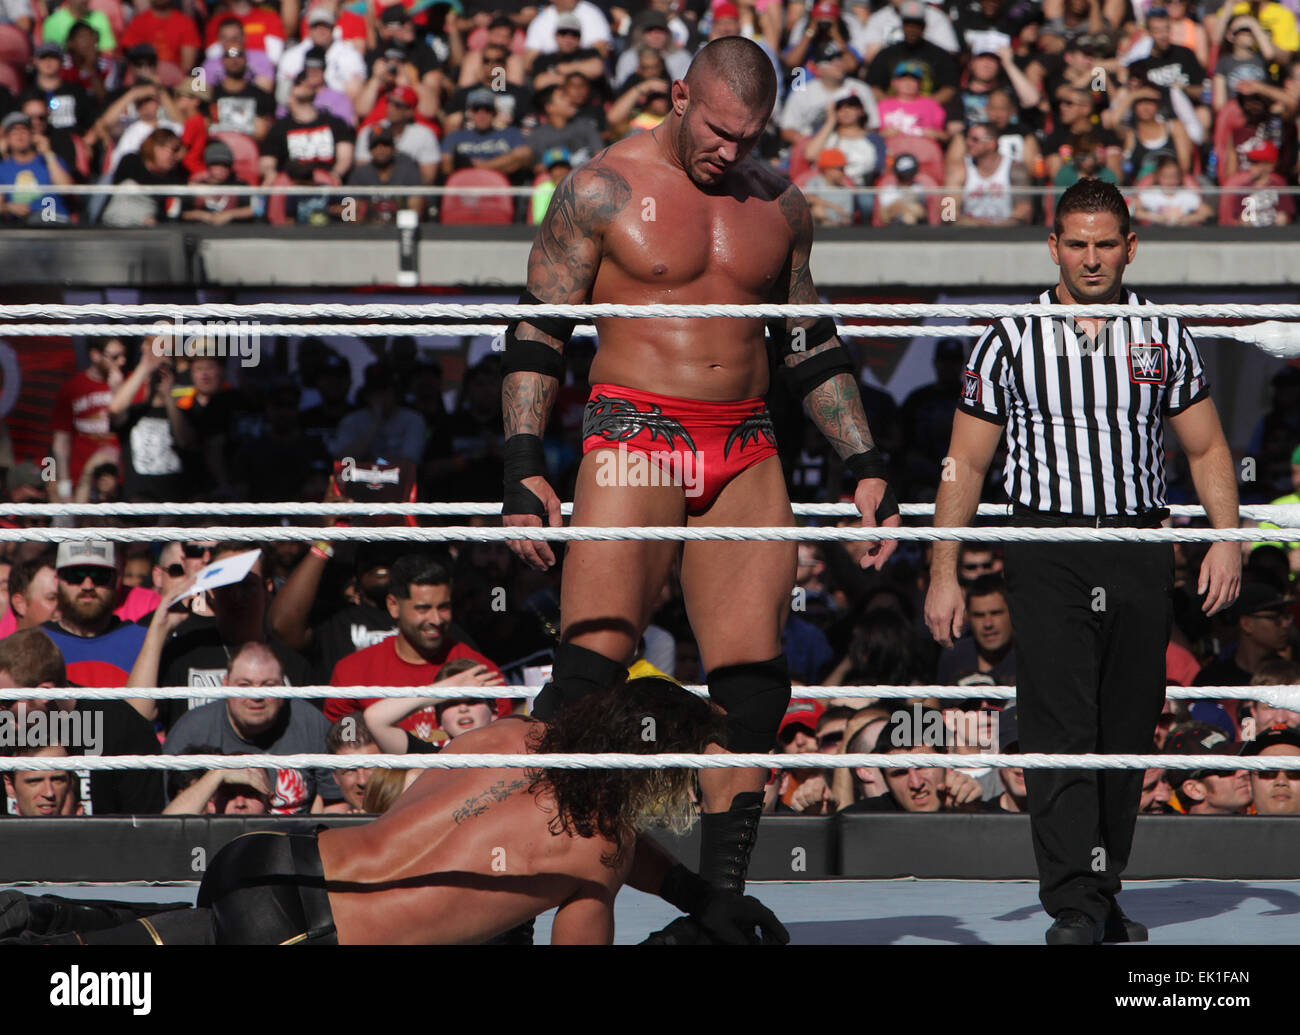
[707,656,791,754]
[199,833,308,945]
[532,642,626,720]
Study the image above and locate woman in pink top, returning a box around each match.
[876,60,946,142]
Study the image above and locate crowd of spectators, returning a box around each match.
[0,0,1296,225]
[0,331,1296,823]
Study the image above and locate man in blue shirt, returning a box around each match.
[42,541,147,686]
[0,111,72,224]
[438,87,533,182]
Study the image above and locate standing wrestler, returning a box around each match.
[500,36,901,914]
[924,179,1241,945]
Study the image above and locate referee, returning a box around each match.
[923,179,1241,945]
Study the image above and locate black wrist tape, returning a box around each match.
[502,434,546,519]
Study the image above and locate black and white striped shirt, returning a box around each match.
[959,287,1211,517]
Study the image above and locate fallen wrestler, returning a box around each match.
[0,677,788,946]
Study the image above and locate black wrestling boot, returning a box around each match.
[0,891,189,938]
[1102,904,1149,943]
[698,791,765,894]
[1045,909,1104,946]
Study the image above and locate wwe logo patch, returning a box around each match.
[962,370,982,405]
[1127,343,1166,384]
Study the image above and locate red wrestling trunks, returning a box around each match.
[581,383,778,516]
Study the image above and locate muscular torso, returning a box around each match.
[584,131,798,401]
[317,718,628,944]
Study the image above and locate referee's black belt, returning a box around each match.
[1009,504,1169,529]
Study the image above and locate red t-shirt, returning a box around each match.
[326,637,508,742]
[204,5,286,52]
[119,9,202,64]
[181,112,209,176]
[52,370,118,484]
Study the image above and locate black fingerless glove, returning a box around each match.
[658,863,790,946]
[503,434,546,520]
[845,447,899,522]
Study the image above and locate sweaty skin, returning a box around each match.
[318,718,629,945]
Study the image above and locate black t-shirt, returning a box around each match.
[365,40,442,78]
[531,45,602,79]
[840,793,903,813]
[113,400,189,502]
[41,80,96,133]
[1130,44,1204,108]
[70,697,165,815]
[1040,122,1120,160]
[404,730,441,753]
[866,40,959,95]
[1192,653,1252,689]
[310,602,397,684]
[210,81,276,136]
[935,638,1016,686]
[234,431,331,502]
[112,151,187,221]
[262,110,356,172]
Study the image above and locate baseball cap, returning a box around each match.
[389,84,418,107]
[893,59,923,78]
[56,541,117,571]
[304,45,328,68]
[1,111,31,133]
[1164,723,1240,790]
[1246,141,1279,164]
[899,0,926,21]
[307,6,336,25]
[371,122,396,146]
[633,9,669,31]
[6,459,42,489]
[127,43,158,63]
[34,41,62,58]
[998,706,1020,753]
[543,146,572,169]
[379,3,409,22]
[1231,577,1295,618]
[814,41,843,63]
[833,86,864,106]
[712,0,740,18]
[555,11,581,31]
[894,152,919,176]
[811,0,840,19]
[971,39,1000,56]
[1146,5,1168,16]
[816,147,847,170]
[778,701,825,742]
[1241,724,1300,756]
[203,140,235,166]
[466,86,497,109]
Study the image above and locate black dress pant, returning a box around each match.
[1003,527,1172,924]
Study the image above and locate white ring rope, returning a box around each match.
[4,302,1300,320]
[1,501,1296,523]
[0,751,1278,773]
[5,684,1294,704]
[0,524,1294,544]
[0,323,1290,347]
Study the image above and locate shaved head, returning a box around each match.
[685,36,777,117]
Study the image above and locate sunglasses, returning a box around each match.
[1255,769,1300,780]
[182,544,212,559]
[818,731,844,749]
[59,566,114,587]
[164,563,185,577]
[556,28,581,36]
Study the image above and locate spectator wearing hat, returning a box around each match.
[531,10,608,89]
[299,351,354,445]
[361,4,447,121]
[877,151,930,222]
[347,122,425,222]
[1193,578,1296,725]
[29,41,97,134]
[41,542,149,687]
[1229,140,1294,224]
[525,83,603,171]
[944,120,1032,225]
[355,84,439,183]
[1242,725,1300,815]
[955,40,1040,129]
[840,707,985,812]
[865,3,959,104]
[182,140,257,225]
[329,362,426,466]
[211,44,277,140]
[878,59,948,140]
[0,112,73,225]
[529,146,570,223]
[278,7,366,105]
[443,40,533,131]
[801,147,856,225]
[1212,14,1276,112]
[779,41,879,147]
[1133,152,1211,224]
[524,0,612,65]
[857,0,959,66]
[441,86,531,177]
[280,47,357,126]
[1164,723,1252,815]
[5,463,53,510]
[260,71,355,186]
[202,21,277,95]
[42,0,114,51]
[613,9,691,90]
[118,0,201,74]
[783,0,859,76]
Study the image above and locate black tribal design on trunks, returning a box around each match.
[582,394,699,453]
[723,408,777,459]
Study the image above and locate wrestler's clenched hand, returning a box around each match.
[853,477,901,570]
[504,475,564,571]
